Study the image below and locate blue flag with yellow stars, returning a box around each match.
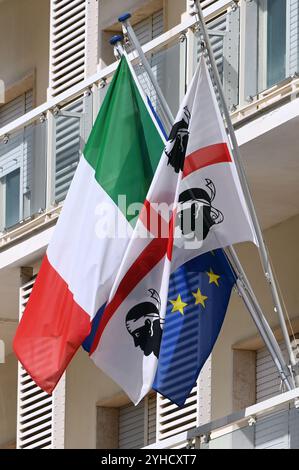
[153,249,236,407]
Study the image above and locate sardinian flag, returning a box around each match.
[89,56,257,404]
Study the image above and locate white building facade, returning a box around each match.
[0,0,299,449]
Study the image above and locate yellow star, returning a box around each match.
[169,294,188,315]
[206,268,220,286]
[192,288,208,308]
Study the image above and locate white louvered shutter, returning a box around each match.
[195,8,239,107]
[134,10,164,111]
[243,0,259,101]
[54,97,84,203]
[0,91,33,230]
[48,0,99,98]
[134,9,164,46]
[17,277,65,449]
[287,0,299,76]
[254,342,290,449]
[156,358,211,445]
[147,394,157,445]
[256,342,288,402]
[119,394,157,449]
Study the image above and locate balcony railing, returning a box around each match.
[143,388,299,450]
[0,0,298,246]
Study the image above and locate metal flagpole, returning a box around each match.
[192,0,298,377]
[236,279,291,391]
[110,26,294,389]
[227,247,293,390]
[118,13,173,133]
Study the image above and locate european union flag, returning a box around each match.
[153,249,236,407]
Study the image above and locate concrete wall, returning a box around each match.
[211,213,299,420]
[0,0,50,106]
[65,348,123,449]
[0,353,17,447]
[98,0,187,68]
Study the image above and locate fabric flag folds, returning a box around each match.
[89,56,257,404]
[13,56,164,394]
[153,250,236,407]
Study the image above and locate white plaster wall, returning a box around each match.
[0,0,50,106]
[0,353,17,447]
[65,348,123,449]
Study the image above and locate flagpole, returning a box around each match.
[235,278,291,391]
[227,247,293,389]
[192,0,298,377]
[118,13,173,133]
[111,25,294,389]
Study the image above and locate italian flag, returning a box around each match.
[13,57,164,394]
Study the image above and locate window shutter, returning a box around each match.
[195,13,227,79]
[156,358,211,443]
[190,1,223,14]
[254,341,299,449]
[49,0,99,98]
[54,98,84,203]
[134,10,164,112]
[17,276,65,449]
[0,91,33,229]
[286,0,299,76]
[134,10,164,45]
[243,0,259,101]
[119,394,157,449]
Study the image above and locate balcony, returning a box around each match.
[143,387,299,449]
[0,0,299,250]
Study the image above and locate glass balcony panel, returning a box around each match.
[194,7,240,109]
[5,168,20,228]
[245,0,294,99]
[0,118,47,232]
[54,99,84,204]
[201,406,299,449]
[132,36,187,130]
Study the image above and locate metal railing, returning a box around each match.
[143,388,299,449]
[0,0,298,245]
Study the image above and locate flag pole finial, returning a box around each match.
[118,13,131,23]
[109,34,124,46]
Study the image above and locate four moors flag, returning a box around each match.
[13,56,164,394]
[89,55,257,404]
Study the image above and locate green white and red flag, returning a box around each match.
[89,56,257,404]
[13,56,164,394]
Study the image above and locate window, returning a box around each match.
[118,394,156,449]
[17,275,66,449]
[115,358,211,448]
[0,89,33,230]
